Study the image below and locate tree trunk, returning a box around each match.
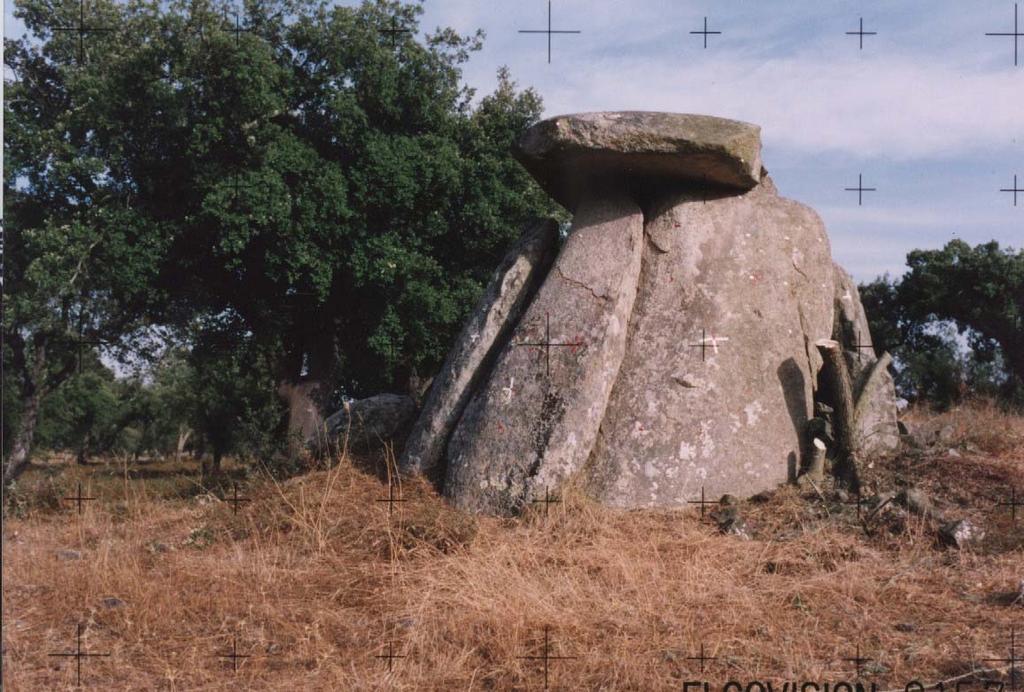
[175,425,192,463]
[815,338,861,491]
[4,389,42,484]
[798,437,828,485]
[276,333,337,454]
[3,340,48,485]
[76,432,94,465]
[202,448,223,478]
[278,379,328,451]
[1007,342,1024,390]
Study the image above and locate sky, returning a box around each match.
[5,0,1021,281]
[415,0,1023,281]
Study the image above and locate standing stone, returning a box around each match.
[399,220,560,476]
[832,264,900,457]
[445,191,644,514]
[586,178,834,507]
[278,380,327,444]
[853,354,901,457]
[832,264,876,383]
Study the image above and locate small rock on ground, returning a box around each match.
[897,487,943,521]
[939,518,985,549]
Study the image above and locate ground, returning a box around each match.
[2,402,1023,690]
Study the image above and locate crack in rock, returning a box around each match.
[555,266,611,302]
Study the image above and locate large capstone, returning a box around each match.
[322,393,417,454]
[515,112,762,212]
[403,111,900,515]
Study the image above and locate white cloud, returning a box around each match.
[815,205,1010,230]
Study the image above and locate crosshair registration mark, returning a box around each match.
[379,15,412,47]
[690,17,723,49]
[62,481,96,514]
[212,635,250,672]
[49,624,111,685]
[688,329,729,362]
[845,173,877,206]
[518,625,577,690]
[53,0,115,64]
[514,313,586,378]
[1000,174,1023,206]
[986,3,1023,66]
[846,17,877,50]
[518,1,581,64]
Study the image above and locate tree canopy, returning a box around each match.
[4,0,560,479]
[860,240,1024,408]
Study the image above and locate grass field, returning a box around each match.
[3,402,1023,690]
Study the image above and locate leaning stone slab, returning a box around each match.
[514,112,762,211]
[585,179,835,507]
[399,219,560,477]
[444,191,644,515]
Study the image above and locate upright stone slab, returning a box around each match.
[585,180,835,507]
[400,220,559,476]
[854,355,901,457]
[832,263,876,383]
[830,263,900,457]
[444,191,644,515]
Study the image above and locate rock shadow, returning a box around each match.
[631,176,741,220]
[777,357,808,483]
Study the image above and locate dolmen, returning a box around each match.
[400,112,899,515]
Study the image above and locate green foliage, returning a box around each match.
[7,0,556,392]
[900,240,1023,386]
[2,356,24,454]
[36,365,123,458]
[139,351,200,455]
[187,334,287,467]
[2,473,69,518]
[5,0,559,467]
[860,240,1024,409]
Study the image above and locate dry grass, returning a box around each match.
[901,398,1024,456]
[3,402,1023,690]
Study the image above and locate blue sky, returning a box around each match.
[5,0,1021,281]
[416,0,1023,281]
